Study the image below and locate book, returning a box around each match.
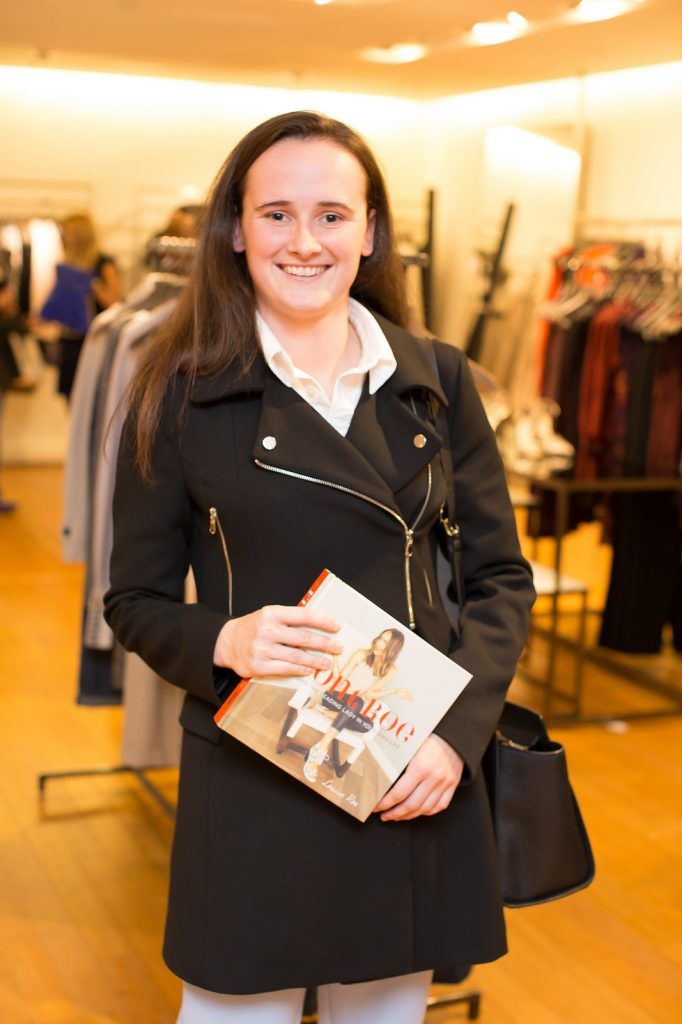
[214,569,472,822]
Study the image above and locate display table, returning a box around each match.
[508,471,682,725]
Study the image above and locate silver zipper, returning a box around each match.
[209,507,233,616]
[254,459,432,630]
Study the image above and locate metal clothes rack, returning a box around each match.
[38,764,177,817]
[465,203,515,362]
[38,243,194,817]
[510,471,682,726]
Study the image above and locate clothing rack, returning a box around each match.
[513,471,682,725]
[38,764,176,816]
[38,270,190,818]
[465,203,515,361]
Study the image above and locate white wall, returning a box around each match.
[0,67,426,463]
[1,61,681,462]
[0,66,427,282]
[425,62,682,346]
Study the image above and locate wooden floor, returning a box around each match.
[0,466,680,1024]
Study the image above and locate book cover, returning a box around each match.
[214,569,472,822]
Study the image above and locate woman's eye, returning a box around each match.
[321,213,342,224]
[267,211,287,222]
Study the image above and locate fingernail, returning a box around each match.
[332,642,343,653]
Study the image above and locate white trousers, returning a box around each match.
[177,970,433,1024]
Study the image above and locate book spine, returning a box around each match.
[298,568,331,607]
[214,675,250,720]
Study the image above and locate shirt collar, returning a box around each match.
[256,298,397,396]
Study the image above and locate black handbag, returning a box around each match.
[483,701,595,906]
[423,338,595,907]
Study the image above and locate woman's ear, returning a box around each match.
[232,219,246,253]
[362,209,376,257]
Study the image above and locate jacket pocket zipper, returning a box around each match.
[209,507,233,616]
[253,460,432,630]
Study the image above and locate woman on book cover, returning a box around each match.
[302,627,411,782]
[104,111,535,1023]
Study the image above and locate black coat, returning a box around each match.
[104,317,535,995]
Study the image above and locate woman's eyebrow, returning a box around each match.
[253,200,354,212]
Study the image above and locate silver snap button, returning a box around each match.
[262,435,277,450]
[413,433,427,449]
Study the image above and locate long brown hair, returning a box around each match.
[129,110,409,479]
[366,629,405,678]
[61,213,98,271]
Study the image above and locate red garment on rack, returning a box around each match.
[575,303,623,479]
[535,247,571,396]
[646,333,682,477]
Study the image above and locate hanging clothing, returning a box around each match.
[599,491,682,654]
[62,273,188,733]
[599,329,681,654]
[646,333,682,477]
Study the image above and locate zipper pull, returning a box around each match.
[209,507,217,535]
[405,529,414,558]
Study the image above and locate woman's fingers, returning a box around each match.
[378,779,455,822]
[374,735,464,821]
[379,779,432,821]
[214,605,343,677]
[251,641,334,675]
[268,605,340,635]
[261,621,343,656]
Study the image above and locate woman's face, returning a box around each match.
[372,631,392,654]
[232,137,375,327]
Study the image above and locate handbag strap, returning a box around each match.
[422,337,464,609]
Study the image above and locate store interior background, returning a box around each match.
[2,57,682,460]
[0,1,681,1022]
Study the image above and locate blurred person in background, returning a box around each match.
[31,213,123,399]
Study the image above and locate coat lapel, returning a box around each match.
[191,315,450,507]
[345,385,441,495]
[251,371,401,510]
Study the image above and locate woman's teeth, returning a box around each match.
[281,265,326,277]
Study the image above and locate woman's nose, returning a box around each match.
[288,221,323,257]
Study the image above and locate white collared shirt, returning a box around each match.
[256,298,397,437]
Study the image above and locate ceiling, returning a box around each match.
[2,0,682,97]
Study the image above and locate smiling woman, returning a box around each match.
[103,110,535,1024]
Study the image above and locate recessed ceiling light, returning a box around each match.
[467,20,522,45]
[359,42,429,64]
[569,0,640,23]
[314,0,335,6]
[507,11,529,29]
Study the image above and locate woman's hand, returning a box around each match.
[374,735,464,822]
[214,606,342,679]
[28,315,61,342]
